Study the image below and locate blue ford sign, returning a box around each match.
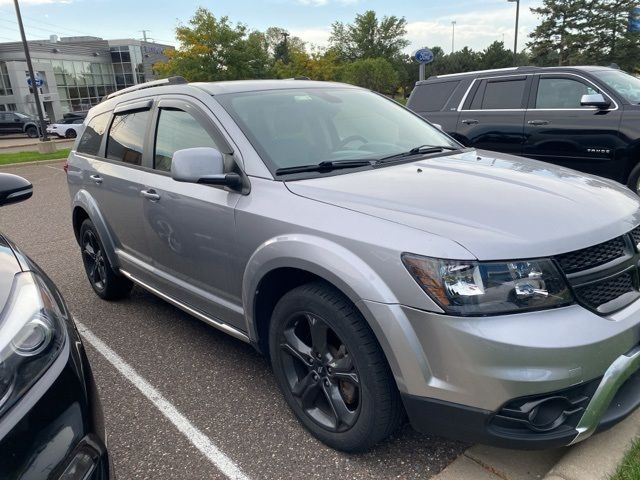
[26,74,44,88]
[630,6,640,33]
[413,48,434,64]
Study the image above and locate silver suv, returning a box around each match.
[67,77,640,452]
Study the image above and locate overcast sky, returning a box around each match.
[0,0,542,53]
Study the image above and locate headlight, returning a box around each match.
[402,254,573,316]
[0,272,66,416]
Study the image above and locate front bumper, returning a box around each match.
[402,344,640,449]
[359,297,640,448]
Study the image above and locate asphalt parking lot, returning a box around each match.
[0,160,466,479]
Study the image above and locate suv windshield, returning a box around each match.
[593,70,640,104]
[217,87,459,174]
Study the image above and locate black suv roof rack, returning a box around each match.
[106,76,188,100]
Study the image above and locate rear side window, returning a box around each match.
[481,79,526,109]
[154,109,218,172]
[411,81,460,112]
[106,110,150,166]
[77,112,109,156]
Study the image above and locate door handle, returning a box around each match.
[527,120,550,126]
[140,189,160,202]
[461,119,479,125]
[89,174,103,184]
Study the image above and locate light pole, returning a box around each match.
[451,21,456,54]
[508,0,520,65]
[12,0,49,143]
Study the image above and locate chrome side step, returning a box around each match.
[119,269,250,344]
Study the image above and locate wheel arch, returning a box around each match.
[243,235,400,365]
[72,189,120,270]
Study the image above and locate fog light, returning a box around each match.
[59,450,96,480]
[528,397,574,431]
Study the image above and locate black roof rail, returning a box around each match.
[106,76,188,100]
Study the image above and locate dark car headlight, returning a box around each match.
[0,272,66,416]
[402,253,574,316]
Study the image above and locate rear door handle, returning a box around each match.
[140,189,161,202]
[461,119,479,125]
[527,120,550,126]
[89,174,103,184]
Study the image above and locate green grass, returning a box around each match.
[0,148,70,165]
[611,438,640,480]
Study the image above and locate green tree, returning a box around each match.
[480,41,515,69]
[528,0,589,66]
[264,27,305,63]
[329,10,409,62]
[154,8,270,81]
[339,57,399,94]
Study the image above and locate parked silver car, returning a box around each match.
[66,77,640,452]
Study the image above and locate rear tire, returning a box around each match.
[25,126,38,138]
[65,129,77,139]
[269,281,404,452]
[79,219,133,300]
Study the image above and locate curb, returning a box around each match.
[432,408,640,480]
[0,158,67,169]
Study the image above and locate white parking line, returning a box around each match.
[75,320,251,480]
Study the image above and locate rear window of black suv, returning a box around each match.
[410,81,460,112]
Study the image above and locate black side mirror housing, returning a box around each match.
[0,173,32,207]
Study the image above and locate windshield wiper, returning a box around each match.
[275,159,374,175]
[377,145,460,164]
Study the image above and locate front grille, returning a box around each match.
[555,227,640,314]
[575,271,636,310]
[556,237,626,273]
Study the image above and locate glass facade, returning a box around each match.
[0,62,12,96]
[110,45,145,89]
[47,59,117,113]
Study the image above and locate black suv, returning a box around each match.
[407,66,640,192]
[0,112,40,138]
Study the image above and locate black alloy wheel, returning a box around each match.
[79,219,132,300]
[65,129,77,139]
[269,282,403,452]
[82,228,107,292]
[279,311,361,432]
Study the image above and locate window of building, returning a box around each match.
[0,62,13,96]
[53,60,116,113]
[471,78,527,110]
[0,104,17,112]
[536,77,598,109]
[77,112,110,156]
[106,109,150,166]
[154,109,218,172]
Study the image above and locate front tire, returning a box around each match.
[79,219,133,300]
[269,282,403,452]
[627,163,640,196]
[65,129,77,139]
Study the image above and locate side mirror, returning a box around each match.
[0,173,32,207]
[171,147,242,189]
[581,93,611,109]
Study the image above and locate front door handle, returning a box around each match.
[461,119,479,125]
[140,189,160,202]
[528,120,550,126]
[89,174,103,184]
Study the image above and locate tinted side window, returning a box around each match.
[106,110,150,166]
[154,109,218,172]
[536,77,598,109]
[411,81,460,112]
[481,79,526,110]
[77,112,110,156]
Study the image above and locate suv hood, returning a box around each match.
[285,150,640,260]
